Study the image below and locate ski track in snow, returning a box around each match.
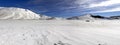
[0,20,120,45]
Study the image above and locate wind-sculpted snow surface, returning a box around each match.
[0,20,120,45]
[0,7,40,19]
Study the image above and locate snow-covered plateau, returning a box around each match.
[0,20,120,45]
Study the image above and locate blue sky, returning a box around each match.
[0,0,120,17]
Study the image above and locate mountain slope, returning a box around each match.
[0,7,50,19]
[109,16,120,19]
[67,14,106,20]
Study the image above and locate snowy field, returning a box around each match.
[0,20,120,45]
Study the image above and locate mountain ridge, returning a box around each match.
[0,7,120,20]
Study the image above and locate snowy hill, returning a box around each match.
[109,16,120,19]
[1,7,120,20]
[0,7,54,19]
[67,14,94,20]
[0,7,65,20]
[67,14,107,20]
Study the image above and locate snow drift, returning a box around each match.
[0,7,41,19]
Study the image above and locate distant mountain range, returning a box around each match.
[67,14,120,20]
[0,7,120,20]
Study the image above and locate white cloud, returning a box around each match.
[75,0,95,7]
[89,0,120,8]
[75,0,90,4]
[91,7,120,13]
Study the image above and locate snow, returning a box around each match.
[67,14,95,20]
[0,7,120,45]
[0,7,63,20]
[67,14,109,20]
[0,7,40,19]
[0,20,120,45]
[78,14,94,20]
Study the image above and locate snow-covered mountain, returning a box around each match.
[0,7,65,20]
[67,14,107,20]
[1,7,120,20]
[0,7,54,19]
[109,16,120,19]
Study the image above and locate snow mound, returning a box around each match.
[0,7,40,19]
[67,14,106,20]
[67,14,94,20]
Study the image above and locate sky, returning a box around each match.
[0,0,120,17]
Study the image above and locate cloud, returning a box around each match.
[91,7,120,13]
[27,0,120,15]
[79,0,120,13]
[74,0,105,8]
[88,0,120,8]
